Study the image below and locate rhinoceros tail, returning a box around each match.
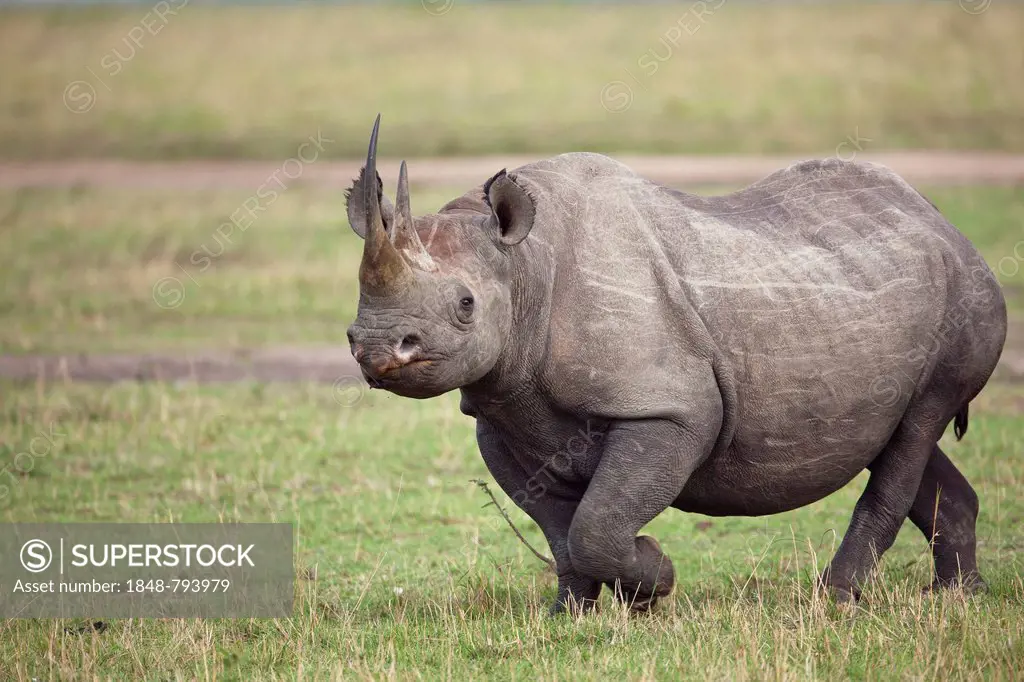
[953,404,969,441]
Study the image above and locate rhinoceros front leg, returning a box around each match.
[568,419,715,612]
[475,420,602,615]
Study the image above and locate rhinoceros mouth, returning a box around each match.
[361,359,436,391]
[366,366,450,399]
[381,359,433,376]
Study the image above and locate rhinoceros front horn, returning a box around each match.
[357,115,414,296]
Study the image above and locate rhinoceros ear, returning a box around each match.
[483,169,535,245]
[345,168,394,239]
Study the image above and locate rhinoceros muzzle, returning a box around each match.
[351,332,424,381]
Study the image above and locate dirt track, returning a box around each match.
[0,348,362,384]
[2,330,1022,385]
[3,152,1024,190]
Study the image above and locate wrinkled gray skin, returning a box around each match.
[346,118,1007,613]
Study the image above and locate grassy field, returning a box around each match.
[0,380,1022,679]
[0,181,1022,678]
[0,2,1022,159]
[1,183,1022,354]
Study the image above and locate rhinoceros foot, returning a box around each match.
[548,574,602,617]
[607,535,675,613]
[923,573,988,595]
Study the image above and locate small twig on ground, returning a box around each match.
[471,479,556,572]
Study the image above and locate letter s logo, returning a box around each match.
[20,539,53,572]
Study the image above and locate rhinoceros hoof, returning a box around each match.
[829,587,860,608]
[626,594,660,613]
[818,576,861,605]
[608,536,675,611]
[923,574,988,596]
[548,595,599,617]
[636,535,675,597]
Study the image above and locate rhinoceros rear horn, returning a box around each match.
[391,160,436,271]
[483,169,536,245]
[354,115,413,295]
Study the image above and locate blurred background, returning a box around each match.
[1,2,1023,678]
[2,0,1023,158]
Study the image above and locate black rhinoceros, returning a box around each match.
[345,117,1007,613]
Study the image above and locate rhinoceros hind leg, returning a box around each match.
[907,445,986,592]
[822,409,945,601]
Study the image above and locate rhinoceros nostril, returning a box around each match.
[399,334,422,354]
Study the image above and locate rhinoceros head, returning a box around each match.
[345,116,536,398]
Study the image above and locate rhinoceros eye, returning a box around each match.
[455,286,475,324]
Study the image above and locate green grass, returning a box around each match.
[0,2,1022,159]
[0,184,1021,354]
[0,380,1022,679]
